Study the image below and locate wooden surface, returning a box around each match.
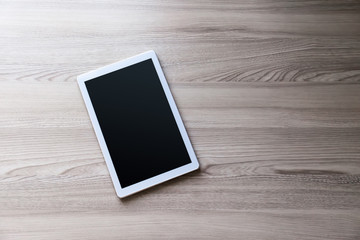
[1,0,360,239]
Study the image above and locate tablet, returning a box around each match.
[77,51,199,198]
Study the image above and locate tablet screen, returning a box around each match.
[85,59,191,188]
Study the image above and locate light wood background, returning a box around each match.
[1,0,360,239]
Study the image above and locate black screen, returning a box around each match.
[85,59,191,188]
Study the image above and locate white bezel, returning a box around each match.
[77,50,199,198]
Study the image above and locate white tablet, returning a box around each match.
[77,51,199,198]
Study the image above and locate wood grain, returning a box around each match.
[0,0,360,239]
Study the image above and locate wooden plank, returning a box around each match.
[0,0,360,239]
[0,82,359,239]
